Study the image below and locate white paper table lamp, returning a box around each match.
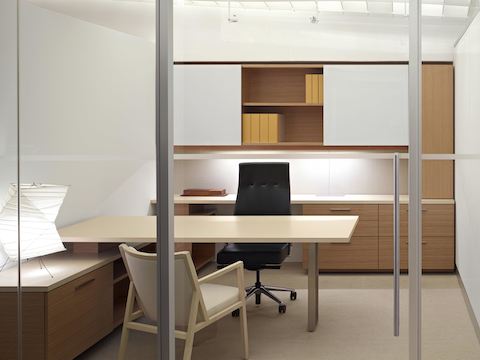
[0,184,68,264]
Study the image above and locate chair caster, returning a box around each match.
[279,304,287,314]
[232,309,240,317]
[255,293,261,305]
[290,291,297,301]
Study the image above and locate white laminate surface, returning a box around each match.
[168,194,455,205]
[59,215,358,244]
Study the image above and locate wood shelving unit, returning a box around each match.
[243,102,323,107]
[242,65,324,147]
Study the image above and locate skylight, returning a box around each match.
[179,0,473,18]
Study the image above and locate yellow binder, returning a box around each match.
[318,74,324,105]
[268,114,278,143]
[250,114,260,144]
[305,74,313,104]
[312,74,319,104]
[242,114,251,144]
[260,114,269,143]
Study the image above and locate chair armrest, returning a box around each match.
[198,261,244,284]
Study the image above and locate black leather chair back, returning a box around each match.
[235,162,291,216]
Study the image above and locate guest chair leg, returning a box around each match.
[240,304,249,359]
[183,330,195,360]
[118,282,135,360]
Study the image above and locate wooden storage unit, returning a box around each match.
[302,204,379,271]
[174,203,216,270]
[242,65,324,147]
[378,204,455,271]
[302,202,455,272]
[0,262,115,360]
[46,264,113,360]
[0,293,45,360]
[422,64,454,199]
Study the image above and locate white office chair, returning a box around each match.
[118,245,249,360]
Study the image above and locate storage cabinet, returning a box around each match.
[46,264,113,360]
[174,65,242,145]
[242,65,324,147]
[302,204,379,271]
[378,204,455,271]
[323,65,408,146]
[0,263,114,360]
[302,203,455,272]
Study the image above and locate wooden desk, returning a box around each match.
[60,215,358,331]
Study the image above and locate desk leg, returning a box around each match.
[308,242,319,332]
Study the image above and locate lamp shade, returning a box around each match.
[0,184,68,261]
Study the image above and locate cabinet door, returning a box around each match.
[323,65,408,146]
[174,65,242,145]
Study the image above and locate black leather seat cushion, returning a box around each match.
[217,243,290,270]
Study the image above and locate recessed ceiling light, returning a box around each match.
[422,3,443,16]
[343,1,368,12]
[368,1,393,13]
[317,1,343,11]
[443,4,469,16]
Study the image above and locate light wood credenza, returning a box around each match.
[0,245,154,360]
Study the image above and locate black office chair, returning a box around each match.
[217,162,297,314]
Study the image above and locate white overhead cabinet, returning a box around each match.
[174,64,242,145]
[323,65,408,146]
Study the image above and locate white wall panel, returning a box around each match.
[454,12,480,326]
[174,65,242,146]
[323,65,408,146]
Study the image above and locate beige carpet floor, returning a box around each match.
[77,267,480,360]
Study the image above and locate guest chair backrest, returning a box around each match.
[235,162,291,216]
[175,252,209,328]
[119,244,157,322]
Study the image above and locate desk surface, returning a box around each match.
[164,194,454,205]
[59,215,358,244]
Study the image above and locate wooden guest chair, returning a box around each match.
[118,245,249,360]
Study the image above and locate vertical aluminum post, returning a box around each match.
[409,0,423,357]
[156,0,174,358]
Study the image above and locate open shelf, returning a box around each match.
[243,102,323,107]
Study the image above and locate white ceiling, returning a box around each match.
[185,0,473,18]
[28,0,473,43]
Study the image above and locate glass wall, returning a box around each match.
[173,1,412,359]
[14,0,157,358]
[421,5,480,359]
[0,0,20,358]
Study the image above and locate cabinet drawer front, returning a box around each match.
[304,204,378,237]
[303,236,379,270]
[47,264,113,360]
[379,236,454,271]
[379,204,454,237]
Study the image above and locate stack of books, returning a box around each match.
[242,113,285,144]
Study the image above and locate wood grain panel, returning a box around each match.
[379,204,454,238]
[423,160,454,199]
[379,236,454,271]
[46,264,113,360]
[0,292,45,360]
[303,204,378,237]
[243,67,322,103]
[422,64,454,199]
[422,64,454,154]
[302,236,379,271]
